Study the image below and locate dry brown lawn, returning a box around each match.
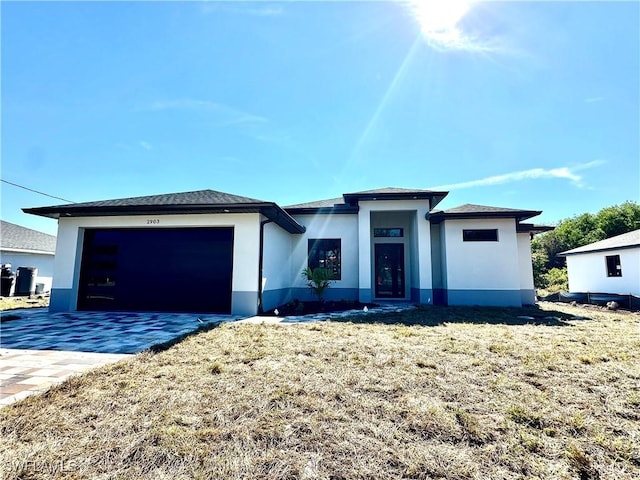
[0,296,49,312]
[1,302,638,479]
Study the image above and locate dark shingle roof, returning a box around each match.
[30,189,266,210]
[560,229,640,256]
[24,189,305,234]
[285,197,346,209]
[285,187,449,213]
[0,221,56,254]
[429,204,541,222]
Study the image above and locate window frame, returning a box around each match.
[605,254,622,277]
[307,238,342,280]
[462,229,499,242]
[373,228,404,238]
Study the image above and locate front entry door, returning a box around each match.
[375,243,405,298]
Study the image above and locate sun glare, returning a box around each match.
[406,0,480,51]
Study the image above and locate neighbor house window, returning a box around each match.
[308,239,341,280]
[374,228,404,238]
[606,255,622,277]
[463,229,499,242]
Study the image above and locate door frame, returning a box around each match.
[374,242,406,299]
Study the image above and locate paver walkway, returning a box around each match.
[0,348,130,407]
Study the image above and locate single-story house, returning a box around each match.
[24,187,547,315]
[0,220,57,294]
[559,229,640,296]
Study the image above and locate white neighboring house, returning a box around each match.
[23,187,547,315]
[560,229,640,296]
[0,220,57,294]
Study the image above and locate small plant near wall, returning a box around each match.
[302,267,333,303]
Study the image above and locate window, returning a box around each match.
[374,228,404,238]
[308,239,341,280]
[606,255,622,277]
[463,229,498,242]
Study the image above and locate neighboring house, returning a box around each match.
[24,187,546,315]
[0,220,57,294]
[559,229,640,296]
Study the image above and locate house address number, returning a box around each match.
[146,219,160,225]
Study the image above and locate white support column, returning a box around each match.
[358,206,372,303]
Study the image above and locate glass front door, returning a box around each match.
[374,243,405,298]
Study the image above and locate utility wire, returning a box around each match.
[1,178,76,203]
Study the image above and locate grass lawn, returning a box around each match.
[0,295,49,312]
[1,302,638,479]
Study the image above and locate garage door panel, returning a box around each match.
[79,228,233,313]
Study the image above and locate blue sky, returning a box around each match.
[2,1,638,236]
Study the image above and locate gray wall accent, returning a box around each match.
[521,289,536,306]
[262,288,291,312]
[433,288,447,305]
[289,287,359,303]
[359,288,372,304]
[418,288,433,304]
[430,223,443,289]
[410,287,419,303]
[410,288,434,304]
[49,288,75,312]
[446,289,522,307]
[232,291,259,316]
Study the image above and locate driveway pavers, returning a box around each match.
[1,308,241,353]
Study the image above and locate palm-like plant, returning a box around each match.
[301,267,333,303]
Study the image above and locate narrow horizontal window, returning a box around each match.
[606,255,622,277]
[463,229,498,242]
[374,228,404,238]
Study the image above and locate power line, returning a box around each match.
[1,178,76,203]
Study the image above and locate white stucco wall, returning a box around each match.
[566,248,639,295]
[517,232,534,291]
[0,250,55,293]
[443,218,521,304]
[261,220,294,309]
[290,214,359,299]
[52,213,261,313]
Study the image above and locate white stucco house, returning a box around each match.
[559,229,640,296]
[0,220,57,294]
[24,187,547,315]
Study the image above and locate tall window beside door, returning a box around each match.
[308,239,341,280]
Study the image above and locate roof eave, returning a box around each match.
[343,191,449,205]
[428,210,542,224]
[559,243,640,257]
[23,203,306,234]
[285,205,359,215]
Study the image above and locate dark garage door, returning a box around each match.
[78,228,233,313]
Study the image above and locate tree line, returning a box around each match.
[532,201,640,291]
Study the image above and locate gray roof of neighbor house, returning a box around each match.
[285,187,449,213]
[559,229,640,256]
[23,189,306,234]
[428,204,542,223]
[0,221,56,254]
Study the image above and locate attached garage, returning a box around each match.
[23,190,306,316]
[78,228,234,313]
